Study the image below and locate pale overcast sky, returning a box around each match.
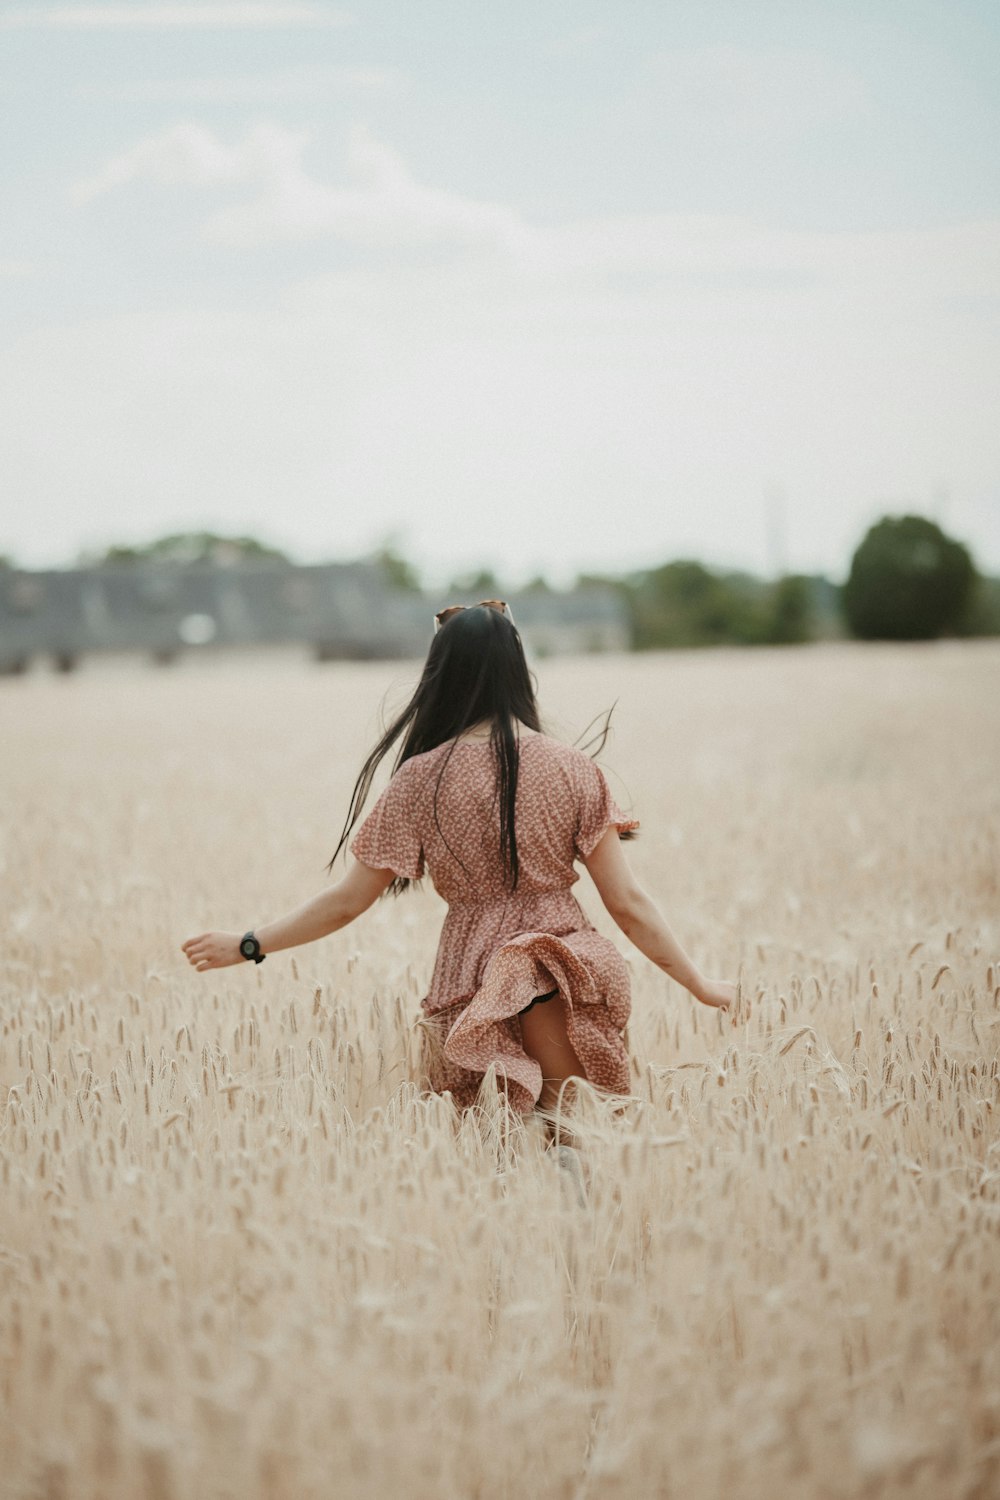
[2,0,999,585]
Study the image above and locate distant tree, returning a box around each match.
[445,568,501,598]
[766,574,812,644]
[842,514,977,640]
[373,545,422,593]
[575,572,624,591]
[83,532,290,566]
[627,560,772,648]
[956,573,1000,636]
[89,545,141,564]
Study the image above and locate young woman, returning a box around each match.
[182,601,736,1137]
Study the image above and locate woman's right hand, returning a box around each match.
[695,978,738,1011]
[181,931,243,971]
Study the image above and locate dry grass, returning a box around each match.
[1,640,998,1500]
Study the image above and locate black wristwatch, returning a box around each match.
[239,930,265,964]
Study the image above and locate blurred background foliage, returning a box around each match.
[9,512,999,651]
[610,563,820,650]
[85,532,292,568]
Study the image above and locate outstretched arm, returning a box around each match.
[181,859,396,972]
[582,828,735,1010]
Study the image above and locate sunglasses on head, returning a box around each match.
[433,599,515,633]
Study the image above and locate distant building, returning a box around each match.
[0,563,630,672]
[506,584,630,655]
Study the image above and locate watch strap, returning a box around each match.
[240,930,265,963]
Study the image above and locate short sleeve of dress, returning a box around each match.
[574,757,640,859]
[350,765,425,879]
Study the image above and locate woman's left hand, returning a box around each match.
[695,978,738,1011]
[181,931,243,971]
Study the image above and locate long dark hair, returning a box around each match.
[328,605,542,894]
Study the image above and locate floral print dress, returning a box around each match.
[350,732,639,1117]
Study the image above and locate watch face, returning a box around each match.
[240,937,256,957]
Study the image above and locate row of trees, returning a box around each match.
[638,515,997,646]
[8,513,996,648]
[359,556,831,647]
[450,516,998,646]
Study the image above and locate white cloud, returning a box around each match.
[72,119,1000,303]
[72,120,310,200]
[3,217,999,580]
[73,122,531,252]
[0,3,347,28]
[22,124,1000,577]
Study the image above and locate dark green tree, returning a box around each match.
[842,514,977,640]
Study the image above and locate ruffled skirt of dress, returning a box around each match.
[418,929,633,1117]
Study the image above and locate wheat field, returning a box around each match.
[1,640,998,1500]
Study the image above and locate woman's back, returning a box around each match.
[350,732,638,908]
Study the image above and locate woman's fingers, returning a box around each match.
[699,978,739,1011]
[182,933,215,969]
[181,931,241,971]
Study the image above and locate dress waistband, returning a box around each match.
[446,886,577,910]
